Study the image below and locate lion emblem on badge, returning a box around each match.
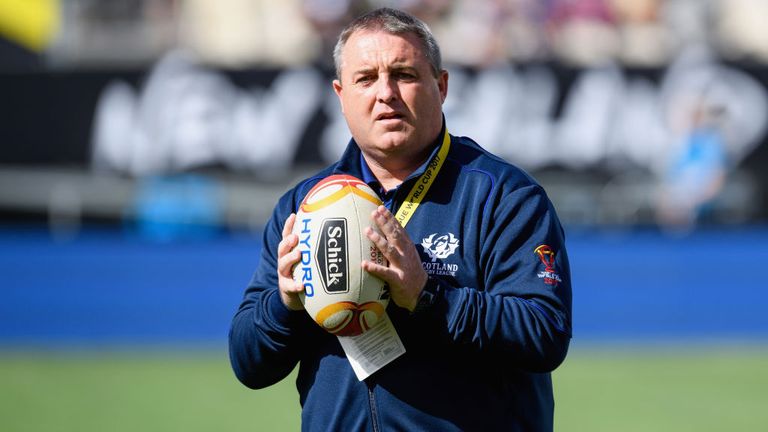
[421,233,460,262]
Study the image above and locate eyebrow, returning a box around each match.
[390,64,418,74]
[351,64,418,77]
[352,67,377,77]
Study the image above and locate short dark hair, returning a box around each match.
[333,7,442,80]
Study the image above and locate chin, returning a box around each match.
[374,134,412,152]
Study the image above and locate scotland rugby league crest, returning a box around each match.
[421,233,460,277]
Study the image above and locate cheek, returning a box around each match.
[414,91,443,120]
[408,84,441,112]
[342,96,374,133]
[346,91,374,116]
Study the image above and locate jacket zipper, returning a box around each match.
[367,380,380,432]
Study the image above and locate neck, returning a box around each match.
[363,153,426,191]
[360,126,445,191]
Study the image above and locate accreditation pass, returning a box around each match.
[337,313,405,381]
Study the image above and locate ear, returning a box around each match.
[437,69,449,103]
[333,79,345,113]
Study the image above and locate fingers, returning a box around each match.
[280,279,304,296]
[370,206,409,254]
[278,250,304,310]
[363,207,428,311]
[278,248,301,278]
[277,234,299,269]
[364,226,396,261]
[277,212,303,299]
[282,213,296,237]
[278,213,297,256]
[277,213,304,310]
[361,259,399,284]
[372,205,399,235]
[278,213,299,275]
[277,241,302,291]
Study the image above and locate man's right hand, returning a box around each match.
[277,213,305,311]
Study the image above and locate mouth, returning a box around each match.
[375,112,405,121]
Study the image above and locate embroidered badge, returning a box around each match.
[421,233,460,277]
[534,244,562,286]
[421,233,460,261]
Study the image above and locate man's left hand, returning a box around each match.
[363,205,428,312]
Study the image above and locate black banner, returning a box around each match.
[3,56,768,222]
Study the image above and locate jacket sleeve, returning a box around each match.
[421,184,572,373]
[228,192,311,389]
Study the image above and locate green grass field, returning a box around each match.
[1,346,767,431]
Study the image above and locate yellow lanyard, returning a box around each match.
[394,130,451,227]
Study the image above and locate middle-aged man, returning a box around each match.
[230,7,572,431]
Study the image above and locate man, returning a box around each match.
[229,7,572,431]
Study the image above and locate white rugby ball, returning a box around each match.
[292,174,389,337]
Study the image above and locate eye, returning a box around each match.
[355,75,375,86]
[394,71,417,81]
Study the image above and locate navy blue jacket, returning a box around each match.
[229,129,572,431]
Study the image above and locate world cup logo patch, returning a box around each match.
[535,244,562,286]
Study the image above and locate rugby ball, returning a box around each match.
[292,174,389,337]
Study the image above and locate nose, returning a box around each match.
[376,75,398,103]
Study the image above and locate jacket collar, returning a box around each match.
[333,120,448,190]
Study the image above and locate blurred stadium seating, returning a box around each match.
[3,0,768,232]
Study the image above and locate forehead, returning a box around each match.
[341,29,427,69]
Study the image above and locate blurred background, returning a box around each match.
[1,0,767,431]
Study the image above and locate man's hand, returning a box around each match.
[363,206,428,312]
[277,213,305,311]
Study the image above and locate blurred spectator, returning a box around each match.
[656,95,728,229]
[0,0,59,70]
[610,0,671,66]
[178,0,316,67]
[17,0,768,70]
[300,0,364,70]
[546,0,620,66]
[366,0,452,26]
[396,0,453,22]
[662,0,713,55]
[49,0,175,68]
[433,0,515,67]
[715,0,768,63]
[132,174,223,241]
[503,0,552,63]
